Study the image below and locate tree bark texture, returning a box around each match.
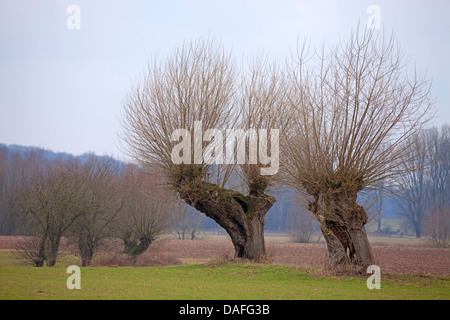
[309,190,375,271]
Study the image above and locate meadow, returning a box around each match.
[0,253,448,300]
[0,233,449,300]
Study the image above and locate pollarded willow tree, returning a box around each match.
[121,38,287,260]
[115,164,176,256]
[282,28,434,270]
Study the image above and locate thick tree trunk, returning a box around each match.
[316,214,349,268]
[81,250,94,267]
[46,234,61,267]
[310,192,350,269]
[34,233,48,267]
[343,194,375,268]
[122,235,153,256]
[309,190,375,271]
[347,227,374,268]
[177,177,274,260]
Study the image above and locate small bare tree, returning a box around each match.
[282,27,434,270]
[15,158,85,266]
[69,155,125,266]
[424,125,450,247]
[396,131,429,238]
[115,164,175,256]
[426,206,450,248]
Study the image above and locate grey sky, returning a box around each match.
[1,0,449,160]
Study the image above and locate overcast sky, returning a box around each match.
[1,0,449,160]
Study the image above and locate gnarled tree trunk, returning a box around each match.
[309,190,375,271]
[341,191,375,269]
[176,175,275,260]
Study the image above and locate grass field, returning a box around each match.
[0,251,448,300]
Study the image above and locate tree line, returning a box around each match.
[0,122,448,268]
[396,125,450,246]
[0,149,185,266]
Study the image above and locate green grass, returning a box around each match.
[0,252,448,300]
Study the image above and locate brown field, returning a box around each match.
[153,238,450,275]
[1,235,449,275]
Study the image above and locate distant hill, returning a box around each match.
[0,143,73,161]
[0,143,125,171]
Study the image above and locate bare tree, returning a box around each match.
[13,236,49,266]
[396,125,450,244]
[15,158,85,266]
[282,27,433,270]
[396,131,429,238]
[115,164,175,256]
[69,155,125,266]
[121,38,286,260]
[426,206,450,248]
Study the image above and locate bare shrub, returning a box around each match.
[13,236,48,266]
[134,242,182,266]
[424,206,450,248]
[290,212,315,244]
[90,240,182,267]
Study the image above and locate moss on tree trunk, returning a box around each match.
[176,177,274,260]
